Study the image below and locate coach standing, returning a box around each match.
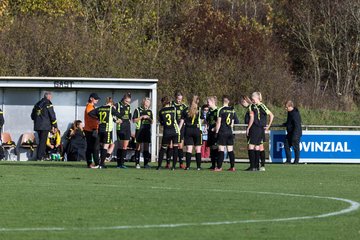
[31,92,58,161]
[283,100,302,164]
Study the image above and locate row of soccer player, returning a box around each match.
[85,91,273,170]
[156,91,273,171]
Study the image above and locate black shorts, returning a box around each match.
[184,127,202,146]
[207,130,217,147]
[135,128,151,143]
[162,131,180,145]
[248,125,263,145]
[217,131,234,146]
[99,131,113,144]
[117,124,131,141]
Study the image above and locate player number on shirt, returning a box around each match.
[99,112,107,123]
[226,113,231,125]
[165,113,172,126]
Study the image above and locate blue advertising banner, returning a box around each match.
[269,130,360,163]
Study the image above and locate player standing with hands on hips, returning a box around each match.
[255,92,274,171]
[246,92,273,171]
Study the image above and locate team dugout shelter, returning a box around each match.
[0,76,158,161]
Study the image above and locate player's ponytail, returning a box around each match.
[189,95,200,118]
[106,97,114,106]
[161,96,170,106]
[240,95,252,105]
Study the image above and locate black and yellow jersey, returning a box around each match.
[217,106,235,132]
[114,101,131,130]
[183,108,203,129]
[88,105,121,132]
[252,103,271,127]
[206,107,218,130]
[133,107,153,130]
[171,101,187,124]
[159,106,180,134]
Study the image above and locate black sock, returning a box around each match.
[158,147,166,167]
[178,149,184,164]
[100,149,107,166]
[117,149,122,166]
[228,151,235,168]
[144,151,150,165]
[172,146,178,168]
[255,150,260,169]
[135,150,140,164]
[260,150,265,167]
[217,151,224,169]
[106,153,111,158]
[121,149,127,166]
[249,150,255,169]
[196,153,201,168]
[166,148,172,164]
[186,152,192,168]
[210,149,217,168]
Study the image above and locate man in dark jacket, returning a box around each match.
[283,100,302,164]
[31,92,58,160]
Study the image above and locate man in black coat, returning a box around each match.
[31,92,58,160]
[283,100,302,164]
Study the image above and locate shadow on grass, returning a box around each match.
[0,161,89,169]
[0,161,143,169]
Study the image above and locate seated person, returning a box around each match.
[66,120,87,161]
[46,128,62,160]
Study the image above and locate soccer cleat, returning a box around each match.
[165,163,171,169]
[227,167,236,172]
[144,164,151,169]
[214,168,223,172]
[184,167,190,170]
[93,165,107,169]
[180,163,185,169]
[209,166,215,170]
[135,164,141,169]
[170,167,175,171]
[259,166,266,171]
[117,165,127,169]
[197,168,201,171]
[156,166,161,170]
[244,167,252,171]
[251,168,258,171]
[105,157,111,163]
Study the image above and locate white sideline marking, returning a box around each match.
[0,186,358,232]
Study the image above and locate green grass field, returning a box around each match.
[0,161,359,240]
